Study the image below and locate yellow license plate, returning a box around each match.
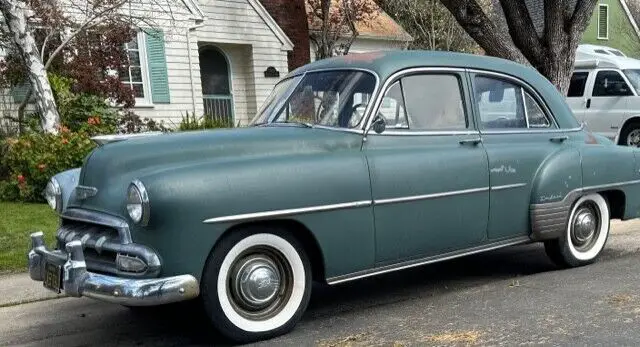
[43,262,62,293]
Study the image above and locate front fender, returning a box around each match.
[130,151,375,281]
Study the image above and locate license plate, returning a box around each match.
[43,261,62,293]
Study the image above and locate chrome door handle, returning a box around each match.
[549,135,568,143]
[459,138,482,146]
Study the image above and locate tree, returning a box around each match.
[378,0,481,53]
[0,0,178,133]
[439,0,599,95]
[307,0,380,60]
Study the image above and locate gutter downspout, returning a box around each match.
[187,22,205,114]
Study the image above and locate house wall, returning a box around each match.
[581,0,640,58]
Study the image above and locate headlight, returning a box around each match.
[44,178,62,213]
[127,179,150,226]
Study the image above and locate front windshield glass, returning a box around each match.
[623,69,640,94]
[250,70,377,129]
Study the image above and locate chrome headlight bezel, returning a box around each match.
[126,179,150,226]
[44,177,62,213]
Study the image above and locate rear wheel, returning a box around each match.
[544,193,610,267]
[201,226,312,343]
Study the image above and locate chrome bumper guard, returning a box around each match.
[28,231,200,306]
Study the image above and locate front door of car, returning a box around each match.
[584,69,633,138]
[364,70,490,265]
[469,72,568,240]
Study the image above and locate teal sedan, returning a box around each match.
[28,51,640,343]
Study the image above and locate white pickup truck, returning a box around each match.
[567,44,640,146]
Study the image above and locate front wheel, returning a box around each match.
[544,193,610,267]
[201,227,312,343]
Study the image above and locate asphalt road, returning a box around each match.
[3,221,640,347]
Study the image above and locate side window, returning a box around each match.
[473,75,554,129]
[524,92,552,128]
[378,81,409,129]
[568,72,589,97]
[400,74,467,130]
[592,70,633,96]
[474,76,526,129]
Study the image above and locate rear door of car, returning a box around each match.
[363,68,490,265]
[468,70,568,241]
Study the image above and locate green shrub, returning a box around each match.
[117,111,172,134]
[2,127,96,202]
[179,112,234,131]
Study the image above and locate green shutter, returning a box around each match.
[10,83,31,103]
[144,29,171,104]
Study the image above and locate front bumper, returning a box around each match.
[28,231,200,306]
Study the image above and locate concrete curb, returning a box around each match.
[0,272,66,308]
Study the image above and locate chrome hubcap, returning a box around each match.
[235,256,281,310]
[227,246,293,320]
[627,129,640,146]
[570,203,601,251]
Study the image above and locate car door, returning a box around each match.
[565,70,590,121]
[584,69,633,138]
[364,69,490,265]
[469,71,567,240]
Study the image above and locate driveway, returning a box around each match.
[2,220,640,346]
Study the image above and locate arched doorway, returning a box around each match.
[199,46,234,123]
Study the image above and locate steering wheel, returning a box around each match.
[344,103,368,127]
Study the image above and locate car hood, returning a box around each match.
[67,126,363,214]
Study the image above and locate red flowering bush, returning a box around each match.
[1,125,97,202]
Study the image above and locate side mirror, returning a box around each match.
[372,114,386,134]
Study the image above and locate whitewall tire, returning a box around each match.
[544,193,610,267]
[201,226,312,343]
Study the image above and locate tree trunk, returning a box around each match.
[0,0,60,134]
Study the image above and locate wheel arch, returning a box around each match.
[205,219,327,283]
[615,115,640,145]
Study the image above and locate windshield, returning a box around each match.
[623,69,640,94]
[250,70,377,129]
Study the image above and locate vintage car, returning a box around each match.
[27,50,640,343]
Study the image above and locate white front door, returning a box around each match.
[583,69,633,139]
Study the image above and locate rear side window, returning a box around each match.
[568,72,589,97]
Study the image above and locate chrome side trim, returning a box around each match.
[491,183,528,191]
[326,236,531,285]
[480,126,583,135]
[374,187,489,205]
[583,179,640,191]
[371,130,480,136]
[203,200,373,224]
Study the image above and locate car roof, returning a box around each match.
[286,50,581,129]
[575,50,640,70]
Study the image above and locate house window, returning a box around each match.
[598,4,609,40]
[121,31,152,105]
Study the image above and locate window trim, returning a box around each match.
[122,31,153,107]
[469,72,559,132]
[591,69,636,97]
[597,4,609,40]
[366,67,476,136]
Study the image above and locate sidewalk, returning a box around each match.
[0,272,65,307]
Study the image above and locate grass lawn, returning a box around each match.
[0,202,59,274]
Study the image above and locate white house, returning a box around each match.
[2,0,412,127]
